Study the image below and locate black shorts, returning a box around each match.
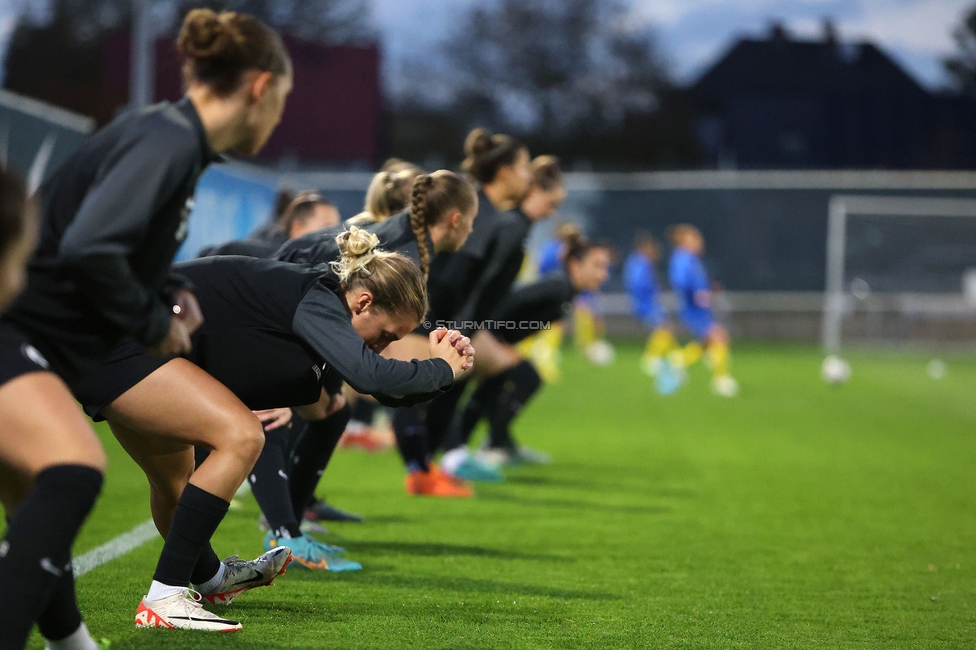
[0,323,54,388]
[70,339,169,421]
[73,331,334,421]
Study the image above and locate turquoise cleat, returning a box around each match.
[450,454,505,482]
[263,532,362,572]
[654,358,683,395]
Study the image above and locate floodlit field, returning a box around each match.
[22,344,976,648]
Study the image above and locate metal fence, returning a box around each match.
[177,165,976,345]
[0,88,94,190]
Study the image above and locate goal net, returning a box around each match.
[822,195,976,353]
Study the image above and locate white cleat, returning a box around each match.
[196,547,292,605]
[134,589,242,632]
[711,375,740,397]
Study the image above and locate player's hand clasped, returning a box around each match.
[149,289,204,357]
[429,327,475,380]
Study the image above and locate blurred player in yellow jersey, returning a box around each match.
[623,232,681,393]
[668,224,738,397]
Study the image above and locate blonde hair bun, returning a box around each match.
[332,227,381,283]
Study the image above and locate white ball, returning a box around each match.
[821,355,851,385]
[585,340,616,366]
[927,359,947,380]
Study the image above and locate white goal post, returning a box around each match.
[822,195,976,353]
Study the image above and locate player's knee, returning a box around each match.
[226,413,265,465]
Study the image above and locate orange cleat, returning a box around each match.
[404,464,474,497]
[338,427,394,453]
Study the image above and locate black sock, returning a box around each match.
[426,379,468,452]
[488,361,542,451]
[37,572,82,642]
[443,375,505,450]
[152,484,229,587]
[350,399,376,426]
[392,405,429,473]
[289,405,350,523]
[189,543,222,586]
[249,426,302,538]
[0,465,102,649]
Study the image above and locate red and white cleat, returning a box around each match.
[134,589,242,632]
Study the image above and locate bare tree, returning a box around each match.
[944,5,976,96]
[173,0,374,44]
[417,0,671,142]
[18,0,374,45]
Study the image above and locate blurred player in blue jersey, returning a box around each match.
[536,223,580,276]
[623,232,682,393]
[668,224,738,397]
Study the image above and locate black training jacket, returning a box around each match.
[274,210,431,268]
[4,97,220,380]
[428,192,531,330]
[172,256,453,409]
[491,272,577,344]
[198,237,281,259]
[248,221,289,246]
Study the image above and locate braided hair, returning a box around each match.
[407,171,477,280]
[409,174,434,280]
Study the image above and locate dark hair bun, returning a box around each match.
[176,9,289,96]
[178,9,241,61]
[464,128,493,159]
[461,128,525,185]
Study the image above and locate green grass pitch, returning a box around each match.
[20,344,976,648]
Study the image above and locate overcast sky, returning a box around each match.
[0,0,970,92]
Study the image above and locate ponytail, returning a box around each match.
[563,232,612,266]
[354,166,423,225]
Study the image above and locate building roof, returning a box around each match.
[693,27,926,105]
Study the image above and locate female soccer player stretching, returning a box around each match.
[442,235,612,479]
[277,171,480,502]
[73,228,474,631]
[668,224,738,397]
[394,129,535,496]
[0,8,291,647]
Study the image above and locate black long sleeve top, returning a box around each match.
[171,256,454,409]
[490,271,578,344]
[273,210,432,269]
[4,97,220,380]
[198,237,282,260]
[428,193,532,332]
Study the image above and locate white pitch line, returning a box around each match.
[73,519,158,577]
